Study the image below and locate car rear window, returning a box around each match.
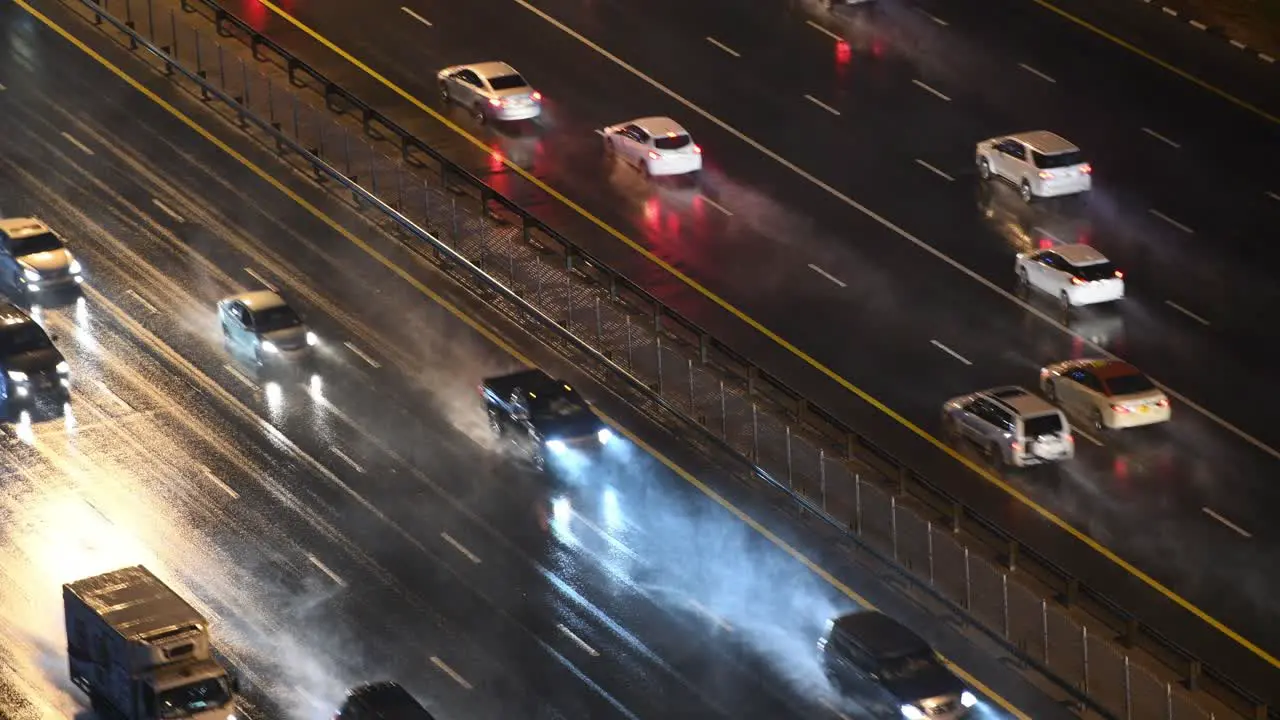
[1022,413,1064,437]
[1103,373,1155,396]
[654,134,692,151]
[1069,261,1117,282]
[488,74,529,91]
[1033,150,1085,169]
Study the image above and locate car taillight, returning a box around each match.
[489,97,503,107]
[1081,163,1092,174]
[1039,170,1055,179]
[693,144,702,154]
[648,150,660,160]
[1114,270,1124,279]
[531,91,542,101]
[1156,398,1170,408]
[1011,442,1022,454]
[1111,404,1131,413]
[1065,434,1074,445]
[1071,276,1087,286]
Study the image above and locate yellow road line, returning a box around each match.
[250,0,1280,669]
[1029,0,1279,126]
[944,659,1033,720]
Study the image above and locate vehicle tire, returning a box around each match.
[641,161,653,179]
[1045,379,1057,402]
[603,135,615,157]
[1016,268,1030,294]
[1020,179,1034,203]
[985,442,1002,466]
[473,105,487,125]
[1059,291,1071,312]
[1093,408,1107,431]
[943,415,961,442]
[978,157,992,180]
[439,82,451,105]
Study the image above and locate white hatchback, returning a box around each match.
[976,131,1091,202]
[1015,243,1124,309]
[601,117,702,177]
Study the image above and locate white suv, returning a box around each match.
[942,386,1074,467]
[976,131,1091,202]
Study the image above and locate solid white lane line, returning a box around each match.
[698,195,733,216]
[804,94,841,116]
[332,447,365,473]
[244,267,277,291]
[1266,190,1280,202]
[124,288,158,314]
[914,158,954,181]
[151,198,185,222]
[505,0,1280,464]
[223,364,258,390]
[1141,127,1181,148]
[1148,208,1194,233]
[1230,39,1248,49]
[440,532,482,563]
[1261,53,1276,64]
[808,263,847,288]
[1189,20,1208,30]
[1071,426,1103,446]
[1161,6,1177,16]
[805,20,844,43]
[93,379,135,413]
[400,6,432,26]
[930,339,972,366]
[925,12,949,26]
[307,553,346,586]
[199,464,240,499]
[343,341,381,367]
[557,624,600,656]
[1202,507,1252,538]
[705,37,741,58]
[431,657,473,689]
[912,79,951,101]
[688,599,733,631]
[1018,62,1057,83]
[61,131,94,155]
[1165,300,1210,325]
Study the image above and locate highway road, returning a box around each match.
[217,0,1280,699]
[0,4,1076,719]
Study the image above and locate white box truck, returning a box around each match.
[64,565,240,720]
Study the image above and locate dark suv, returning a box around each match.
[0,301,69,415]
[335,682,435,720]
[819,611,976,718]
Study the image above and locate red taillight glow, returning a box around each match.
[531,91,542,101]
[1011,442,1022,454]
[693,144,702,154]
[1111,404,1131,414]
[489,97,502,107]
[1039,170,1055,179]
[1071,276,1087,286]
[648,150,660,160]
[1157,398,1170,408]
[1081,163,1093,174]
[1065,434,1075,445]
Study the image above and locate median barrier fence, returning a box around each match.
[51,0,1273,717]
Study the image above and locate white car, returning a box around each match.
[0,217,85,296]
[217,290,317,366]
[1040,359,1170,430]
[1015,243,1124,309]
[976,131,1091,202]
[437,62,542,124]
[601,117,702,177]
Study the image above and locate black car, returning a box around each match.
[819,611,976,718]
[336,682,435,720]
[481,368,611,470]
[0,301,69,415]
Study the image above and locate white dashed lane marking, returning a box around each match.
[557,624,601,656]
[705,37,741,58]
[807,264,847,288]
[1165,300,1210,325]
[1018,62,1056,83]
[914,159,954,181]
[431,657,473,689]
[805,20,844,43]
[1141,127,1181,148]
[400,6,432,26]
[803,94,841,116]
[1148,209,1194,233]
[912,79,951,101]
[307,553,346,586]
[1202,507,1252,538]
[61,131,95,155]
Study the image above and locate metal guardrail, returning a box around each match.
[54,0,1273,717]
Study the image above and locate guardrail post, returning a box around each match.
[926,521,934,584]
[1081,625,1090,694]
[698,334,709,365]
[785,425,794,490]
[950,501,962,533]
[291,94,300,142]
[890,496,898,560]
[595,297,603,345]
[1041,599,1050,665]
[1006,539,1018,572]
[146,0,155,42]
[217,43,226,91]
[125,0,137,49]
[719,380,728,440]
[451,196,459,240]
[896,464,908,495]
[625,316,633,370]
[751,402,760,463]
[853,474,863,534]
[343,130,352,176]
[1001,573,1010,639]
[180,0,189,11]
[687,359,696,415]
[819,449,827,512]
[963,546,972,610]
[195,30,209,99]
[747,365,758,396]
[91,0,102,25]
[370,144,380,195]
[237,59,249,127]
[565,273,573,329]
[1185,659,1200,692]
[655,335,663,393]
[170,8,178,58]
[1124,655,1132,720]
[1062,577,1079,608]
[652,305,662,335]
[1123,618,1139,648]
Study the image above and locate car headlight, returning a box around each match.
[306,331,318,346]
[7,370,28,382]
[260,340,278,353]
[961,691,977,708]
[56,361,70,374]
[900,705,925,720]
[546,439,566,453]
[597,428,613,445]
[22,267,40,282]
[69,259,82,275]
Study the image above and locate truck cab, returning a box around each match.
[482,368,610,470]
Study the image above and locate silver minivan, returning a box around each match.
[942,386,1074,467]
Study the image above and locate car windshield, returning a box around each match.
[488,74,529,91]
[0,322,52,354]
[880,651,938,681]
[530,389,588,418]
[9,231,63,256]
[1104,372,1156,396]
[1069,261,1117,282]
[1033,150,1085,169]
[654,134,691,150]
[156,678,232,719]
[251,305,302,332]
[1023,413,1064,437]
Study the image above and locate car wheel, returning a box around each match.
[641,160,653,179]
[978,157,992,180]
[984,442,1001,466]
[1093,408,1107,431]
[439,82,451,105]
[1016,268,1030,294]
[943,414,961,441]
[1045,380,1057,402]
[603,136,614,157]
[1059,291,1072,311]
[1020,179,1034,203]
[473,105,487,125]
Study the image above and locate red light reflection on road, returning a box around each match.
[1113,456,1129,482]
[836,41,852,66]
[871,39,885,59]
[644,197,660,230]
[489,150,505,172]
[240,0,292,32]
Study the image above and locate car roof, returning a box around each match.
[632,116,688,137]
[228,290,288,311]
[345,682,435,719]
[465,61,520,80]
[1009,131,1079,155]
[832,612,930,658]
[981,386,1059,416]
[0,217,53,239]
[1049,243,1109,267]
